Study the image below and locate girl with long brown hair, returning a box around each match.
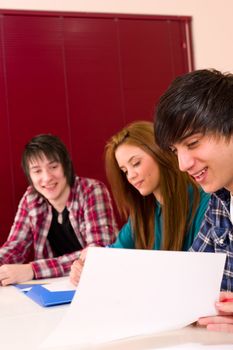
[70,121,210,285]
[105,120,209,251]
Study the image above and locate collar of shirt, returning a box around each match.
[214,188,231,209]
[230,193,233,224]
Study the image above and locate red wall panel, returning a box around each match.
[3,15,71,197]
[0,11,193,243]
[0,17,15,239]
[118,18,189,123]
[63,17,124,182]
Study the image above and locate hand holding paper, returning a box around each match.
[70,248,88,286]
[198,291,233,332]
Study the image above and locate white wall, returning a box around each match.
[0,0,232,72]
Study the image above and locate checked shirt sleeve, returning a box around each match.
[189,191,233,291]
[79,179,118,247]
[0,193,34,265]
[31,251,86,279]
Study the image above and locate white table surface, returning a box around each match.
[1,277,233,350]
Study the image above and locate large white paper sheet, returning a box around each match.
[41,248,226,349]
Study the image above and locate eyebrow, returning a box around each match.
[118,155,140,170]
[128,155,139,162]
[124,154,141,165]
[171,132,199,147]
[29,159,58,169]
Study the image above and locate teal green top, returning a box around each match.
[111,187,210,251]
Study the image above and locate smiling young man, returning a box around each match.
[0,134,118,285]
[154,68,233,332]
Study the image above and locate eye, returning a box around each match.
[31,169,41,174]
[50,163,59,170]
[132,161,140,167]
[187,140,198,148]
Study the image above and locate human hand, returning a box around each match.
[70,248,88,286]
[216,291,233,313]
[198,291,233,333]
[0,264,34,286]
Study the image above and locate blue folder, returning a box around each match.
[15,284,75,307]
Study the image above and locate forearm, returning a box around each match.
[0,239,32,265]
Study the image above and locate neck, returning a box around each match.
[227,187,233,196]
[153,191,163,205]
[49,185,70,213]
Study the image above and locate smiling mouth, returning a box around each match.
[44,184,57,190]
[134,180,143,189]
[191,167,207,181]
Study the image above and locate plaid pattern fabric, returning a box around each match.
[0,176,118,279]
[190,188,233,291]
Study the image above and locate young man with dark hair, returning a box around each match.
[0,134,118,285]
[154,69,233,332]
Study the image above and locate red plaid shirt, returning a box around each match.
[0,176,118,279]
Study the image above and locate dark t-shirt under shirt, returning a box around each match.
[47,207,82,257]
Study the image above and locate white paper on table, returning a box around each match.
[43,278,75,292]
[41,247,226,349]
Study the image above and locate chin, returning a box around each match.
[139,190,150,196]
[201,184,221,193]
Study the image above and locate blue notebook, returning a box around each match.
[15,284,75,307]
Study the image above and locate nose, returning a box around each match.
[42,169,53,182]
[127,168,137,182]
[177,150,195,172]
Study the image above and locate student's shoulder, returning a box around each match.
[20,186,46,209]
[73,176,109,193]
